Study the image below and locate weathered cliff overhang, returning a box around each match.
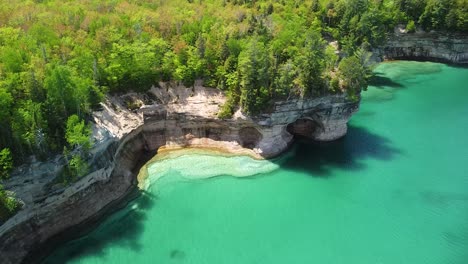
[0,90,359,264]
[375,32,468,65]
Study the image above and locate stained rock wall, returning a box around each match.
[375,32,468,64]
[2,29,467,262]
[0,87,359,263]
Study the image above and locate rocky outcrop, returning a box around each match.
[0,84,358,263]
[375,31,468,64]
[2,28,467,263]
[2,27,467,263]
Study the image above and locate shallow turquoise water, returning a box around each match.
[45,62,468,264]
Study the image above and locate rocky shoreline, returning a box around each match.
[0,83,358,263]
[375,31,468,65]
[1,31,467,263]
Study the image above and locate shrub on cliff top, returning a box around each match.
[407,20,416,33]
[0,185,20,222]
[0,148,13,180]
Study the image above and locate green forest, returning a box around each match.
[0,0,466,218]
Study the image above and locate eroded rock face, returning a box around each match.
[287,119,320,138]
[0,85,358,263]
[375,32,468,64]
[254,96,359,156]
[239,127,263,149]
[2,30,467,262]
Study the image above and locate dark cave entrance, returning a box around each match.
[238,127,262,149]
[286,118,322,139]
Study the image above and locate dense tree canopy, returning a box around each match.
[0,0,465,167]
[0,0,465,221]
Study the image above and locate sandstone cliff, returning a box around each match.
[2,29,467,263]
[0,83,358,264]
[375,31,468,64]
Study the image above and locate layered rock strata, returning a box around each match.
[375,31,468,64]
[2,29,467,263]
[0,84,358,263]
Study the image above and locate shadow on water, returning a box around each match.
[368,73,405,88]
[43,127,401,261]
[277,125,402,177]
[43,191,157,264]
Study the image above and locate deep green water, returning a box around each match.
[45,61,468,264]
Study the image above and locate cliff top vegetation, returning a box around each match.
[0,0,466,214]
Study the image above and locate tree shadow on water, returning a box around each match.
[368,73,405,88]
[277,125,402,177]
[43,191,157,264]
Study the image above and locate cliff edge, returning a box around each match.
[0,84,358,263]
[2,30,465,263]
[375,31,468,64]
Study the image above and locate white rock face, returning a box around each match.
[92,95,143,140]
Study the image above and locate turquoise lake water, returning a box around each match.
[45,61,468,264]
